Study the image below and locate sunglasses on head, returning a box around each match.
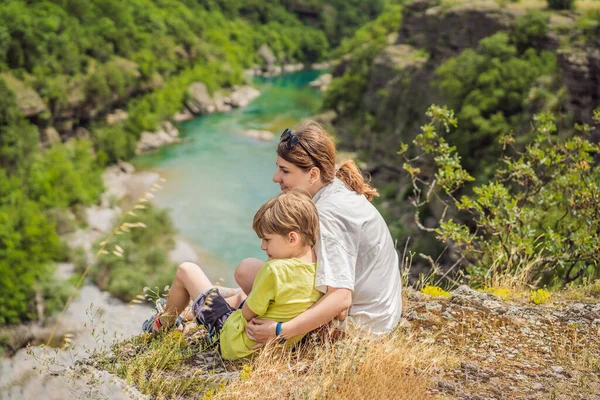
[280,129,320,168]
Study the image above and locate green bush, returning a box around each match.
[435,32,556,176]
[512,10,550,52]
[401,106,600,288]
[28,139,104,208]
[0,185,62,324]
[546,0,574,10]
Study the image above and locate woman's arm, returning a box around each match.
[246,287,352,343]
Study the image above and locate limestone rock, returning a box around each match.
[243,129,275,142]
[311,61,331,70]
[258,44,277,68]
[1,73,48,117]
[283,63,304,73]
[136,121,180,154]
[185,83,260,116]
[213,91,233,113]
[41,127,61,146]
[186,82,214,115]
[106,109,129,125]
[312,110,338,126]
[172,108,194,122]
[558,47,600,140]
[398,0,512,60]
[74,127,90,139]
[229,86,261,108]
[308,73,332,92]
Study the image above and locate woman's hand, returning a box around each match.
[246,318,277,348]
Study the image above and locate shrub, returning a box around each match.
[401,106,600,289]
[435,32,556,176]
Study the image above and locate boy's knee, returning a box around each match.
[234,258,256,286]
[176,262,199,280]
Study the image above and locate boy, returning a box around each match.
[142,189,322,360]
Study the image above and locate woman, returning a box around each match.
[236,120,402,344]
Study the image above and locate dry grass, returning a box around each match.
[214,332,450,400]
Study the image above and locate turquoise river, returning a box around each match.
[135,70,324,285]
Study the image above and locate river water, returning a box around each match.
[135,70,324,285]
[0,70,324,399]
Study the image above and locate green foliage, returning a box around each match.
[93,124,137,165]
[512,10,550,52]
[435,32,557,176]
[90,203,178,302]
[323,5,403,114]
[203,0,386,48]
[546,0,574,10]
[0,175,62,324]
[402,106,600,288]
[28,139,104,208]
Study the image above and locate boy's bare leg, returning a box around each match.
[234,258,264,295]
[160,262,213,327]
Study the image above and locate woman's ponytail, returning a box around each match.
[336,160,379,202]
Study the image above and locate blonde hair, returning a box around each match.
[276,120,379,201]
[252,189,319,247]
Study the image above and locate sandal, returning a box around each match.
[142,298,186,333]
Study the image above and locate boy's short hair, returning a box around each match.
[252,189,319,247]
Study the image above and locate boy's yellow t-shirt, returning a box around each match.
[219,258,322,360]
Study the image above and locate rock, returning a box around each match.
[136,122,180,154]
[228,86,261,108]
[442,311,454,320]
[243,129,275,142]
[1,72,48,117]
[311,61,331,70]
[186,82,214,115]
[212,91,232,113]
[86,206,121,234]
[74,127,90,139]
[41,127,61,146]
[106,109,129,125]
[312,110,338,126]
[425,302,443,312]
[258,44,277,68]
[398,0,512,61]
[437,380,455,392]
[308,73,332,92]
[558,47,600,140]
[482,300,507,314]
[283,63,304,73]
[172,108,194,122]
[461,361,479,373]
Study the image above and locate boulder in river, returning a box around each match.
[172,108,194,122]
[229,86,261,108]
[243,129,275,142]
[186,82,215,114]
[185,83,261,116]
[258,44,277,69]
[136,121,180,154]
[309,73,333,92]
